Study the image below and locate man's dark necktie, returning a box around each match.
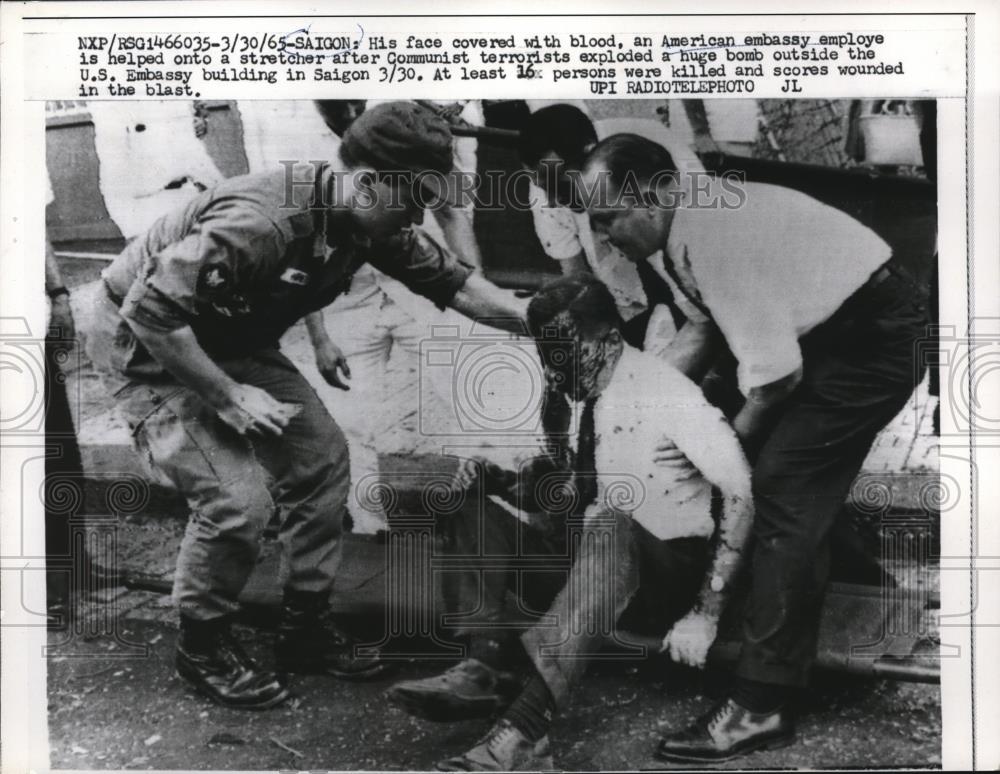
[571,397,599,515]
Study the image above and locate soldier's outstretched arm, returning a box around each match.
[448,272,529,334]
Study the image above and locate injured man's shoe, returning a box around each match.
[654,697,795,762]
[436,719,554,772]
[176,618,291,710]
[387,658,522,722]
[274,589,388,679]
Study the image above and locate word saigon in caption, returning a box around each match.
[75,30,900,97]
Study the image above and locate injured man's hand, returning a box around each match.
[660,608,720,669]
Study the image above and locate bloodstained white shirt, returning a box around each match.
[593,345,752,541]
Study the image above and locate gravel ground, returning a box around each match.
[46,611,940,771]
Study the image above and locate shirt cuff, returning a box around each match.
[736,349,803,395]
[428,259,475,309]
[119,283,192,333]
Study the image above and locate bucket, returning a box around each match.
[857,101,924,166]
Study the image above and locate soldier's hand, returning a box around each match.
[660,609,719,669]
[218,384,300,437]
[315,341,351,391]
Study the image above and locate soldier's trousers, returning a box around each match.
[117,348,350,620]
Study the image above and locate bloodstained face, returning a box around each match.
[536,313,610,402]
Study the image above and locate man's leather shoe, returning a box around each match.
[387,658,521,722]
[275,590,387,680]
[654,698,795,762]
[176,618,291,710]
[436,720,554,771]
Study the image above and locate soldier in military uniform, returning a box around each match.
[84,103,527,709]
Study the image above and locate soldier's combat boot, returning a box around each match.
[274,589,387,680]
[176,615,291,710]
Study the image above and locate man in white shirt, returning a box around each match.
[580,134,929,762]
[390,276,755,772]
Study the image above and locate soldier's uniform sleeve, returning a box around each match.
[365,227,473,310]
[119,202,286,332]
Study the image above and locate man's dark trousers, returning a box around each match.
[737,265,929,687]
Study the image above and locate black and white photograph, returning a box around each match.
[37,95,942,770]
[3,4,998,773]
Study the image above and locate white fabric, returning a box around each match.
[595,345,751,541]
[526,99,590,114]
[665,182,891,393]
[642,303,683,357]
[656,99,760,147]
[237,100,339,175]
[318,282,445,533]
[703,100,761,144]
[89,101,223,238]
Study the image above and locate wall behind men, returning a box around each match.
[45,100,246,249]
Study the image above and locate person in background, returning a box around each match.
[519,103,707,355]
[44,171,120,629]
[580,134,928,762]
[84,103,528,710]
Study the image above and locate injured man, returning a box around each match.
[387,275,756,771]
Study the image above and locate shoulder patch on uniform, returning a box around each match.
[280,268,310,286]
[197,262,231,295]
